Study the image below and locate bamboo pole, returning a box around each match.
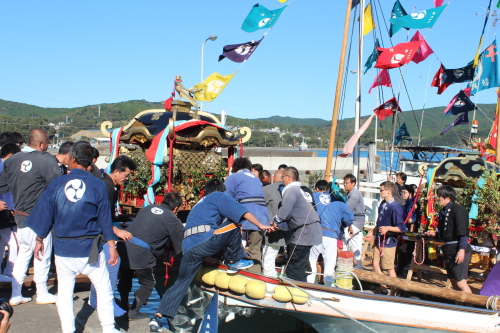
[324,0,353,181]
[353,268,499,309]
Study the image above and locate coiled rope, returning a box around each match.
[486,295,500,311]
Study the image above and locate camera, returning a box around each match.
[0,298,13,320]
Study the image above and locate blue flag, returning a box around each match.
[394,123,412,145]
[197,293,219,333]
[440,112,469,135]
[241,4,286,33]
[470,40,499,94]
[390,5,447,29]
[389,0,409,37]
[364,39,380,73]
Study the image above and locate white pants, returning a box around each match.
[0,227,18,276]
[56,252,115,333]
[11,227,52,297]
[307,236,338,285]
[344,225,363,269]
[262,245,280,277]
[89,243,121,310]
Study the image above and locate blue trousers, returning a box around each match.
[156,228,242,319]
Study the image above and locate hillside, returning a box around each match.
[0,98,495,148]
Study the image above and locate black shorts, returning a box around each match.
[443,244,471,282]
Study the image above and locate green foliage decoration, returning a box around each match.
[121,149,168,197]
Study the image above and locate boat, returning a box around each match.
[298,137,308,151]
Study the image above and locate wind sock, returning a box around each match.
[192,72,235,102]
[474,0,493,67]
[338,115,375,157]
[444,88,471,115]
[390,0,409,37]
[363,4,376,36]
[410,31,434,64]
[364,39,380,73]
[431,64,451,94]
[368,69,392,94]
[445,90,477,116]
[440,112,469,135]
[390,5,447,29]
[218,38,263,63]
[434,0,445,6]
[470,40,499,94]
[374,97,402,121]
[198,293,219,333]
[394,123,412,145]
[443,63,475,83]
[374,41,422,69]
[241,4,286,33]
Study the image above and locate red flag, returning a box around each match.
[431,64,451,94]
[368,69,392,94]
[410,31,434,64]
[373,97,402,121]
[434,0,445,6]
[443,87,472,115]
[374,41,422,69]
[164,96,173,111]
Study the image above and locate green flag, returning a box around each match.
[364,39,380,74]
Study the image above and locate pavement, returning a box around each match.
[0,282,166,333]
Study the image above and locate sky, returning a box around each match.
[0,0,498,124]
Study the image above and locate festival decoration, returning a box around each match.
[363,4,375,36]
[389,0,409,37]
[389,5,447,30]
[364,39,380,73]
[373,97,402,121]
[445,90,476,115]
[443,87,471,115]
[443,63,475,84]
[474,0,493,67]
[470,40,499,94]
[434,0,445,7]
[338,115,375,157]
[431,64,451,94]
[374,41,422,69]
[191,72,236,102]
[440,112,469,135]
[218,38,263,63]
[410,31,434,64]
[394,123,412,145]
[368,69,392,94]
[241,4,286,33]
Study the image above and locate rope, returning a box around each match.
[280,276,378,333]
[305,268,364,292]
[486,295,499,311]
[377,233,386,257]
[412,236,426,265]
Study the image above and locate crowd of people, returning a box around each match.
[0,128,476,333]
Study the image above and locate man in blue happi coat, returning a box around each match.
[149,178,273,332]
[224,157,269,274]
[27,141,121,333]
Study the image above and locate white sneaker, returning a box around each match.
[9,296,32,306]
[0,275,12,283]
[36,293,57,305]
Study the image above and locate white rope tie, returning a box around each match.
[486,295,499,311]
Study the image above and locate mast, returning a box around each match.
[324,0,353,181]
[353,0,365,181]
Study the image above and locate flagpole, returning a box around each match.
[324,0,353,181]
[418,66,431,146]
[353,0,365,183]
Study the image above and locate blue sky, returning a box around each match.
[0,0,497,122]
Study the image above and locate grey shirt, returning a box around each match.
[0,150,61,228]
[276,186,322,246]
[346,187,365,229]
[263,181,290,246]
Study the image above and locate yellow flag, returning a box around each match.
[277,0,287,2]
[192,72,236,102]
[473,36,483,68]
[363,4,375,36]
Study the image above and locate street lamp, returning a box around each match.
[201,35,218,111]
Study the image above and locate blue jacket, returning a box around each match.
[26,168,115,258]
[319,201,354,239]
[375,199,405,248]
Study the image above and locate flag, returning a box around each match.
[363,4,375,36]
[364,39,380,73]
[440,112,469,135]
[444,88,472,115]
[197,293,219,333]
[192,72,235,102]
[277,0,287,2]
[218,38,263,63]
[443,62,475,83]
[368,69,392,94]
[486,96,499,159]
[374,41,422,69]
[470,40,499,94]
[446,90,477,116]
[374,97,402,121]
[241,4,286,33]
[434,0,445,6]
[394,123,412,145]
[352,0,360,9]
[410,31,434,64]
[338,115,375,157]
[431,64,451,94]
[390,5,447,29]
[474,1,493,67]
[497,0,500,9]
[390,0,409,37]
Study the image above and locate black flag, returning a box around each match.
[447,90,476,115]
[443,63,475,84]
